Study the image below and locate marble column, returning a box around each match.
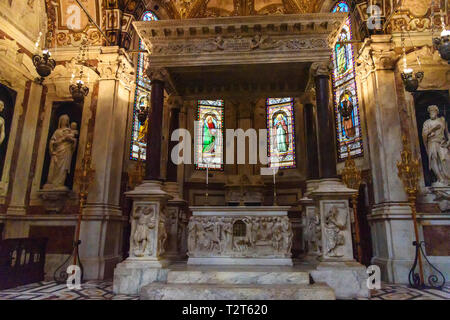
[307,62,367,297]
[311,62,337,179]
[357,35,415,283]
[166,96,182,183]
[114,68,172,295]
[304,110,319,181]
[6,81,43,216]
[145,73,165,181]
[299,92,321,259]
[164,95,188,261]
[81,48,133,279]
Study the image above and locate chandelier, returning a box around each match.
[32,32,56,84]
[400,31,424,93]
[70,36,90,104]
[432,1,450,64]
[70,80,89,103]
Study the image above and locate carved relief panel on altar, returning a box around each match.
[0,84,17,180]
[187,215,293,258]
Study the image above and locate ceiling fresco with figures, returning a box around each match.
[41,0,328,47]
[2,0,445,49]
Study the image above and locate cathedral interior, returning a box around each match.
[0,0,449,301]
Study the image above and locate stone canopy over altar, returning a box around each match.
[111,12,370,300]
[0,0,449,301]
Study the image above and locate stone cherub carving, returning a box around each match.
[324,206,347,257]
[422,105,450,186]
[43,115,78,190]
[132,206,155,257]
[0,100,5,146]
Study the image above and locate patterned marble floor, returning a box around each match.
[0,281,448,300]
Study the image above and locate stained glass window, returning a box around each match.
[195,100,224,170]
[266,98,296,169]
[332,1,364,160]
[130,11,159,161]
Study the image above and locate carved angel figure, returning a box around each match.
[324,206,347,257]
[133,206,155,257]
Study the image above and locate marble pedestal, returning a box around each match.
[113,181,172,295]
[163,182,188,261]
[309,179,370,298]
[187,206,293,266]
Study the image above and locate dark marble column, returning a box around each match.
[166,96,182,182]
[145,70,166,181]
[303,99,320,180]
[311,62,337,179]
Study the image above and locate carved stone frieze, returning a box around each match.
[151,35,328,55]
[133,13,347,68]
[187,215,293,258]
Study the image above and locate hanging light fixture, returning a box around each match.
[400,31,424,93]
[70,36,90,104]
[32,32,56,84]
[432,1,450,63]
[70,79,90,103]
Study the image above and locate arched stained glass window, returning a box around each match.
[332,1,363,160]
[195,100,224,170]
[130,11,159,161]
[267,97,296,169]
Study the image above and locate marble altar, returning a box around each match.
[187,206,293,266]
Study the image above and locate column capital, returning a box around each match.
[147,67,169,83]
[310,61,333,78]
[358,35,399,71]
[167,95,183,110]
[97,50,134,86]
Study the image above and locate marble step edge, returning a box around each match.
[140,282,336,300]
[167,270,311,285]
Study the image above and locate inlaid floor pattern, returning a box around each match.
[0,281,448,300]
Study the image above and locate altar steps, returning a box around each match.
[140,268,336,300]
[140,282,335,300]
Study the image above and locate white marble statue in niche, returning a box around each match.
[422,105,450,186]
[132,206,155,257]
[0,100,5,146]
[43,115,78,190]
[324,206,347,257]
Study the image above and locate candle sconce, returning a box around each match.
[397,135,446,290]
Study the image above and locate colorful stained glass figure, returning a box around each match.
[267,98,296,169]
[332,1,350,13]
[195,100,224,170]
[130,11,159,161]
[332,1,364,160]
